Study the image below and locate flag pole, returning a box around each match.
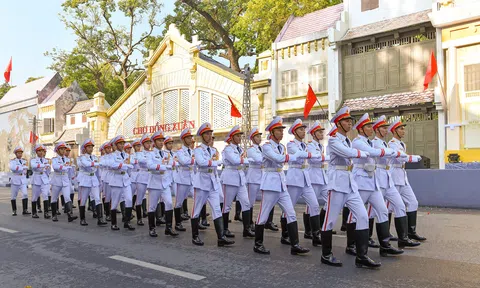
[314,97,332,128]
[436,76,448,113]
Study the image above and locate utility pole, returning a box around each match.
[241,64,253,151]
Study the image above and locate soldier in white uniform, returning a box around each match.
[136,134,152,222]
[246,127,264,231]
[173,128,195,232]
[283,119,323,247]
[163,135,180,235]
[109,135,135,231]
[253,117,310,256]
[65,146,77,210]
[190,123,234,247]
[30,144,51,219]
[51,142,78,222]
[388,120,426,242]
[321,107,380,268]
[347,113,404,257]
[146,130,178,237]
[130,138,145,226]
[100,141,113,221]
[372,116,420,248]
[77,139,108,226]
[9,146,30,216]
[221,126,255,238]
[304,121,330,240]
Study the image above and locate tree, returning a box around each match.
[0,83,15,100]
[57,0,164,91]
[25,76,44,84]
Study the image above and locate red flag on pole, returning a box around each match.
[4,57,12,83]
[423,51,438,91]
[29,131,38,144]
[304,84,317,118]
[228,96,242,118]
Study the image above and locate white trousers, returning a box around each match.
[287,185,320,217]
[377,186,407,218]
[174,183,192,209]
[247,183,261,208]
[222,184,250,214]
[322,190,368,231]
[110,185,130,211]
[256,190,296,225]
[396,184,419,212]
[135,183,148,206]
[348,190,389,224]
[32,184,49,202]
[307,184,329,213]
[104,182,112,203]
[148,187,173,212]
[79,186,101,207]
[51,185,71,204]
[191,188,222,220]
[11,184,28,200]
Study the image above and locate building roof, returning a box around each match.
[343,89,434,112]
[275,3,344,43]
[55,128,84,143]
[67,99,94,114]
[41,87,67,105]
[198,53,245,78]
[0,74,56,106]
[342,9,431,41]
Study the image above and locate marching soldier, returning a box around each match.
[348,113,403,257]
[30,144,51,219]
[163,135,180,235]
[51,142,78,222]
[100,141,113,221]
[136,134,152,222]
[173,128,196,232]
[122,142,135,223]
[65,145,77,210]
[246,127,264,231]
[146,130,178,237]
[388,120,426,242]
[372,116,420,248]
[320,107,380,268]
[220,125,255,238]
[253,117,310,256]
[77,139,108,226]
[130,138,145,226]
[9,146,30,216]
[190,122,234,247]
[109,135,135,231]
[283,119,323,247]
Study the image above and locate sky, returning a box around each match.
[0,0,254,86]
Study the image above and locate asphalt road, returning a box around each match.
[1,188,480,288]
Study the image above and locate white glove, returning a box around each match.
[323,155,330,162]
[213,160,223,166]
[165,165,172,169]
[384,148,396,157]
[360,151,370,158]
[294,150,309,159]
[414,155,422,162]
[242,158,249,165]
[309,152,322,159]
[288,154,297,162]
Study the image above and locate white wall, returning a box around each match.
[66,113,89,129]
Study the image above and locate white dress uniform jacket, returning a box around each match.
[109,151,132,188]
[136,151,151,184]
[260,141,298,193]
[129,152,140,183]
[51,156,73,187]
[146,147,173,190]
[351,135,387,191]
[220,143,248,187]
[77,154,100,187]
[193,143,220,192]
[174,145,194,185]
[246,144,263,185]
[164,149,177,187]
[286,139,319,187]
[31,157,50,185]
[388,139,419,186]
[372,137,395,189]
[9,158,28,185]
[306,140,328,185]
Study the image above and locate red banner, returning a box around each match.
[133,120,195,136]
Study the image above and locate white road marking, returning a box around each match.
[109,255,206,281]
[0,227,18,233]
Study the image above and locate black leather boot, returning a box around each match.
[265,207,278,231]
[48,196,52,212]
[182,199,189,218]
[407,211,426,241]
[22,198,31,215]
[155,204,164,226]
[43,200,51,219]
[92,200,98,218]
[320,230,342,267]
[320,208,326,232]
[201,204,210,226]
[132,195,137,209]
[60,195,66,213]
[70,193,76,208]
[31,201,39,218]
[345,223,357,256]
[56,199,61,215]
[96,204,107,226]
[223,212,235,238]
[165,210,179,236]
[395,216,421,248]
[191,218,203,245]
[37,200,42,213]
[123,207,135,230]
[388,213,398,241]
[280,217,290,245]
[174,208,186,231]
[136,205,144,225]
[120,201,126,222]
[51,202,58,222]
[148,212,157,237]
[111,209,119,230]
[142,198,148,218]
[249,207,255,227]
[66,202,78,222]
[369,218,380,248]
[159,202,166,224]
[234,200,242,221]
[377,221,404,257]
[288,221,310,255]
[11,199,17,216]
[303,213,312,239]
[80,206,88,226]
[214,217,235,247]
[341,207,349,232]
[310,214,321,247]
[104,202,111,222]
[242,210,255,238]
[87,197,92,211]
[355,229,382,268]
[253,225,270,254]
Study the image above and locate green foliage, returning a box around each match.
[0,83,15,100]
[25,76,44,84]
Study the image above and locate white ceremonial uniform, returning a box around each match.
[135,150,150,206]
[30,157,51,202]
[109,151,133,210]
[246,144,263,207]
[306,140,329,206]
[322,133,369,231]
[10,158,29,200]
[285,139,321,217]
[213,146,224,204]
[51,156,73,203]
[146,147,174,212]
[101,153,113,203]
[256,141,298,225]
[165,149,177,197]
[372,137,406,218]
[388,139,420,212]
[65,157,76,194]
[129,152,140,198]
[220,143,250,213]
[174,145,195,209]
[191,143,222,220]
[77,154,101,206]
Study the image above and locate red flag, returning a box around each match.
[4,57,12,83]
[29,131,38,144]
[304,85,317,118]
[424,51,437,91]
[228,96,242,118]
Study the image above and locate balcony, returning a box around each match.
[430,0,480,28]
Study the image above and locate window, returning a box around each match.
[200,91,211,124]
[213,94,234,129]
[464,64,480,92]
[281,70,298,97]
[309,64,327,93]
[163,90,179,123]
[43,118,54,133]
[361,0,379,12]
[82,113,87,123]
[70,115,75,125]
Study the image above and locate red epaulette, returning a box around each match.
[289,140,294,142]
